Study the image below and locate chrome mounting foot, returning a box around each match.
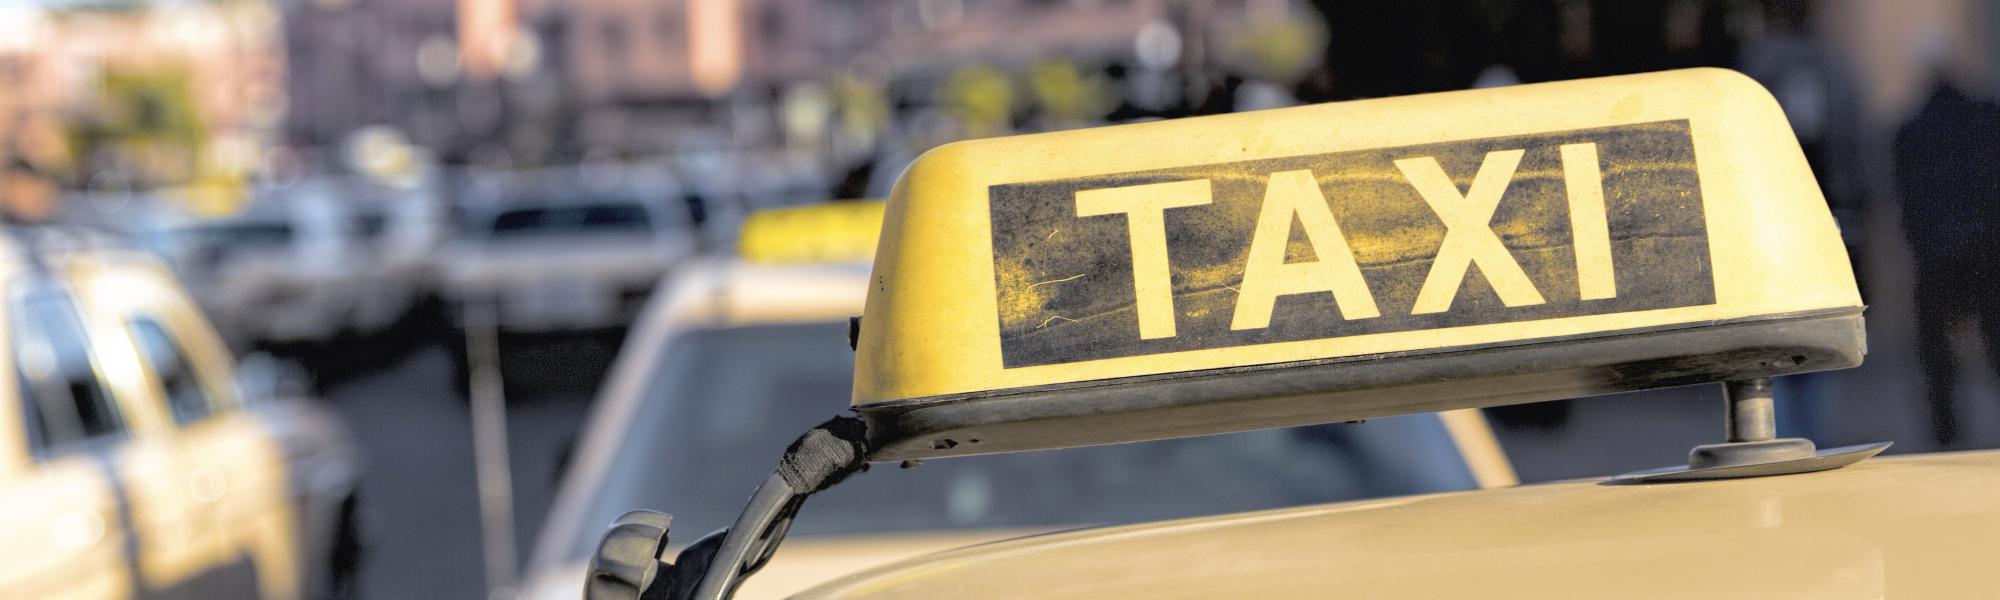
[1610,378,1890,483]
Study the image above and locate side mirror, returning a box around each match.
[585,510,674,600]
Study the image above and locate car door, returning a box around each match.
[75,258,304,600]
[0,277,136,600]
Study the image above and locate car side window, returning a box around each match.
[10,282,126,458]
[125,315,215,424]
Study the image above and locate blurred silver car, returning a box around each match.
[439,172,694,333]
[165,180,367,347]
[344,177,450,336]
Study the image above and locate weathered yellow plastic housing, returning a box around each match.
[853,68,1863,461]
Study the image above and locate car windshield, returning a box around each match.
[564,321,1479,561]
[483,202,653,240]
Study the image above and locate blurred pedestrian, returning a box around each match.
[1893,76,2000,447]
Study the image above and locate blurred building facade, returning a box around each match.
[0,3,284,218]
[275,0,1304,169]
[0,0,1984,195]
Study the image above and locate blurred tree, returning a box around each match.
[941,64,1016,139]
[1027,59,1116,127]
[68,65,207,188]
[1220,15,1326,84]
[836,74,891,152]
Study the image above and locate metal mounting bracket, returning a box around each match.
[1610,378,1890,483]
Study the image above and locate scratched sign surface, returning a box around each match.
[989,120,1715,368]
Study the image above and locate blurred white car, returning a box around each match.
[439,173,694,333]
[344,177,449,336]
[165,180,367,347]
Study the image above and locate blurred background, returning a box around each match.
[5,0,2000,598]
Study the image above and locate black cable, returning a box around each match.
[678,415,871,600]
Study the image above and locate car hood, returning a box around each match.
[523,529,1040,600]
[800,450,2000,599]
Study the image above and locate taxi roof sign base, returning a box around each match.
[859,308,1864,462]
[1608,442,1891,484]
[1609,376,1891,483]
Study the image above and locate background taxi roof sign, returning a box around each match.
[852,68,1863,462]
[738,199,884,264]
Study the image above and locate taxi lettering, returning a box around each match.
[989,120,1714,368]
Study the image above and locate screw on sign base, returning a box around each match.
[1610,378,1891,484]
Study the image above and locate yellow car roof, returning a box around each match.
[801,450,2000,599]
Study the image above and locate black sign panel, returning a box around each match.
[989,120,1715,368]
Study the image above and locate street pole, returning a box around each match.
[466,298,518,599]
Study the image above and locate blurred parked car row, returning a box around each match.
[55,157,824,353]
[155,176,447,347]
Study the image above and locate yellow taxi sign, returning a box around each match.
[852,69,1863,461]
[991,121,1704,366]
[738,200,885,264]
